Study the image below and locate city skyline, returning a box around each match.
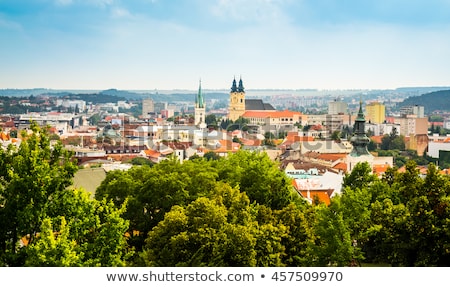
[2,0,450,91]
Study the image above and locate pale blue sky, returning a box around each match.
[1,0,450,90]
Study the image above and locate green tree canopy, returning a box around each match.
[0,123,78,266]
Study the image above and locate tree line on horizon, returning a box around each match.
[1,124,450,267]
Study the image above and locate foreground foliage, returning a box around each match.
[2,127,450,266]
[0,124,130,266]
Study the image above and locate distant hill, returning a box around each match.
[67,93,127,103]
[139,92,229,102]
[100,89,144,99]
[399,90,450,113]
[0,88,56,97]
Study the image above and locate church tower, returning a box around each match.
[229,76,246,121]
[194,80,206,128]
[346,100,373,172]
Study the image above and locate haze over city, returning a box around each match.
[2,0,450,90]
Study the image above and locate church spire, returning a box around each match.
[231,77,237,93]
[350,100,370,156]
[354,99,365,134]
[238,76,244,92]
[196,79,204,108]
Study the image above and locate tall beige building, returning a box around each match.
[328,100,348,115]
[228,77,246,121]
[394,116,428,136]
[142,98,154,118]
[366,102,385,124]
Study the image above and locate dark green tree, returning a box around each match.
[203,151,220,161]
[214,150,299,210]
[205,114,217,126]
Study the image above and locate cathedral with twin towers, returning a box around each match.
[194,76,276,127]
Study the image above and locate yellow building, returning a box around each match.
[228,77,246,121]
[365,102,385,124]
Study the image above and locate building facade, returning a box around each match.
[142,98,154,118]
[393,116,428,136]
[228,77,246,121]
[328,100,348,115]
[366,102,385,124]
[400,105,425,118]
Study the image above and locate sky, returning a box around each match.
[1,0,450,91]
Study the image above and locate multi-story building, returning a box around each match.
[427,134,450,159]
[393,116,428,136]
[154,102,168,114]
[305,114,343,135]
[400,105,425,118]
[241,110,303,136]
[328,100,348,115]
[55,99,87,113]
[365,122,400,136]
[142,98,154,118]
[366,102,385,124]
[16,112,84,134]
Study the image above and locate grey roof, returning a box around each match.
[264,103,276,110]
[245,99,276,111]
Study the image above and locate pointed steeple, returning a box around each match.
[197,79,204,108]
[356,99,365,122]
[238,76,244,92]
[350,99,370,156]
[231,77,238,92]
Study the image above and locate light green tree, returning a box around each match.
[45,188,130,266]
[0,123,77,266]
[25,217,80,267]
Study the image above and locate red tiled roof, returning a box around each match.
[143,149,161,158]
[333,162,347,172]
[240,138,261,146]
[0,132,10,141]
[295,136,314,142]
[296,189,332,205]
[385,116,395,124]
[371,135,383,144]
[242,110,302,118]
[373,164,390,175]
[440,169,450,175]
[211,140,240,153]
[291,178,334,205]
[317,153,347,161]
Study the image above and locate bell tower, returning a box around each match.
[229,76,246,121]
[194,80,206,128]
